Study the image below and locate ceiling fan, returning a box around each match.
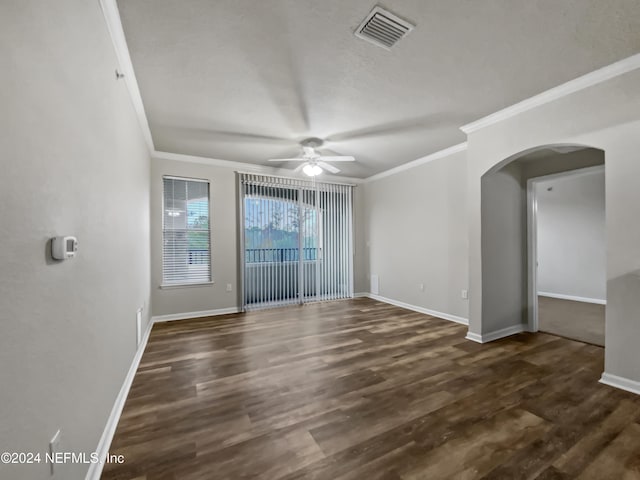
[268,138,354,176]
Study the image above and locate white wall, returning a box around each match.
[0,1,151,479]
[353,185,368,295]
[151,157,368,316]
[151,158,239,316]
[536,170,606,302]
[466,65,640,383]
[480,162,527,331]
[478,149,605,334]
[363,150,469,321]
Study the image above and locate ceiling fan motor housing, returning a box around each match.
[301,137,324,149]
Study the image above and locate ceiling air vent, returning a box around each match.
[355,6,414,50]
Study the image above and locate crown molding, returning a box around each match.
[99,0,638,182]
[99,0,155,152]
[363,142,467,183]
[155,144,467,185]
[153,150,272,171]
[152,150,366,184]
[460,53,640,134]
[153,145,470,186]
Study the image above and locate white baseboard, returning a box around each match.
[599,372,640,396]
[465,332,483,343]
[538,291,606,305]
[364,293,469,325]
[87,305,244,478]
[151,306,240,323]
[87,294,464,479]
[465,324,526,344]
[85,318,154,480]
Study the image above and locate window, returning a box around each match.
[162,176,211,285]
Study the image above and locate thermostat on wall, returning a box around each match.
[52,236,78,260]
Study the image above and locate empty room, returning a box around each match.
[2,1,640,479]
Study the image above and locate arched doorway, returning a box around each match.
[475,144,605,343]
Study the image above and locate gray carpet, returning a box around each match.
[538,295,605,346]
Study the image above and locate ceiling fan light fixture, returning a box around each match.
[303,164,323,176]
[268,138,353,176]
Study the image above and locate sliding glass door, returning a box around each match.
[239,173,353,310]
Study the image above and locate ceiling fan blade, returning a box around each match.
[325,114,463,143]
[317,161,340,174]
[316,155,355,162]
[293,163,306,173]
[168,126,294,145]
[267,158,307,162]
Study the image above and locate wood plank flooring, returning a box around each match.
[101,298,640,480]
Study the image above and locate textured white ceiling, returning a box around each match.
[117,0,640,177]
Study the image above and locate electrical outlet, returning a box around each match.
[226,283,232,292]
[461,289,468,299]
[49,429,61,476]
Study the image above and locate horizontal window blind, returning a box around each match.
[162,176,211,285]
[239,173,354,310]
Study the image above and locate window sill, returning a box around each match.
[159,281,214,289]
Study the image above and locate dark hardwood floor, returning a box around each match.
[102,298,640,480]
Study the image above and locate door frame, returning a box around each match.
[526,164,605,332]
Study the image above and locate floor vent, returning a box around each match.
[355,6,414,50]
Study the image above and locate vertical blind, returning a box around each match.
[162,176,211,285]
[239,173,354,310]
